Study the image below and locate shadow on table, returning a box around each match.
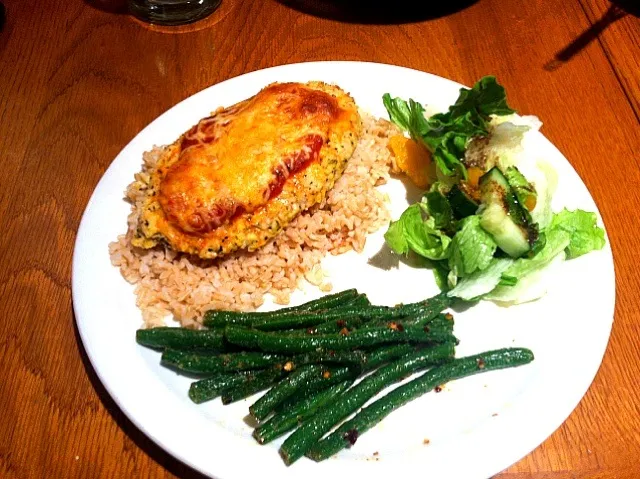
[73,318,209,479]
[545,0,637,71]
[84,0,128,14]
[275,0,479,24]
[0,3,6,32]
[0,2,10,54]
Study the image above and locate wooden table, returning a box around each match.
[1,0,639,477]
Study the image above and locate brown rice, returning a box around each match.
[109,112,400,328]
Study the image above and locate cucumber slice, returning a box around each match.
[479,167,537,258]
[480,203,530,257]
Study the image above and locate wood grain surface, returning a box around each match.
[1,0,639,477]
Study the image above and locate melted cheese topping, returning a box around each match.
[157,83,347,235]
[131,81,362,258]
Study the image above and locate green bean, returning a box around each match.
[311,316,365,334]
[294,289,360,310]
[307,313,453,342]
[274,366,359,410]
[356,292,453,328]
[399,291,453,315]
[332,293,371,309]
[224,324,456,354]
[389,313,454,332]
[136,327,224,351]
[203,289,360,327]
[161,350,288,374]
[250,312,363,332]
[162,348,368,375]
[307,348,535,461]
[253,379,354,445]
[360,313,453,332]
[272,300,370,335]
[188,371,256,404]
[249,365,326,421]
[360,308,453,332]
[280,350,367,371]
[221,368,284,405]
[248,300,414,332]
[409,311,455,329]
[249,300,451,332]
[361,344,420,372]
[278,343,455,465]
[284,295,372,329]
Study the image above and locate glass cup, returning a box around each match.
[128,0,222,26]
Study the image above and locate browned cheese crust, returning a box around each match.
[130,81,362,258]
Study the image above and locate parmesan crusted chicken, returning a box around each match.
[131,81,362,259]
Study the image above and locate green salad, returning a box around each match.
[382,76,606,303]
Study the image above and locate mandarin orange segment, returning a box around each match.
[388,135,432,189]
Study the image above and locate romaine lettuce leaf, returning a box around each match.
[382,94,413,132]
[449,76,515,118]
[447,257,513,301]
[527,159,557,229]
[467,119,534,172]
[384,204,451,260]
[501,227,571,279]
[431,260,451,292]
[548,208,606,259]
[484,251,566,304]
[448,215,497,278]
[424,186,454,232]
[383,76,514,180]
[447,222,579,302]
[480,210,605,303]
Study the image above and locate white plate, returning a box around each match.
[72,61,615,479]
